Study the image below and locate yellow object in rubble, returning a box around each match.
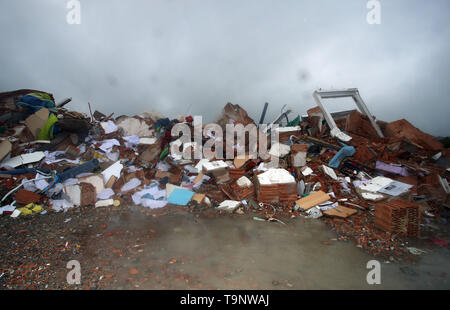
[18,207,33,215]
[94,152,106,159]
[21,203,44,214]
[31,204,43,213]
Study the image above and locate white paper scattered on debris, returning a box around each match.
[305,206,323,218]
[101,161,123,183]
[11,209,21,218]
[321,165,338,180]
[318,202,339,211]
[1,151,45,168]
[35,174,50,190]
[22,178,38,192]
[46,158,80,165]
[97,188,115,200]
[100,120,118,134]
[361,192,385,201]
[356,176,392,193]
[156,161,171,172]
[141,199,168,209]
[123,135,140,148]
[121,178,141,192]
[301,166,313,176]
[131,185,167,209]
[99,139,120,153]
[203,160,228,172]
[126,166,140,173]
[378,181,413,197]
[51,199,74,212]
[47,183,64,196]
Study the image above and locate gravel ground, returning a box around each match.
[1,204,449,290]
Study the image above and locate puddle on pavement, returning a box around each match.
[92,209,449,289]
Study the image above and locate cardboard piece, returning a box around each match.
[0,140,12,162]
[193,173,204,185]
[165,183,184,197]
[296,191,330,210]
[234,155,251,169]
[105,175,117,188]
[323,206,357,218]
[25,108,49,137]
[192,193,206,204]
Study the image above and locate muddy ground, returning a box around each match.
[0,204,449,290]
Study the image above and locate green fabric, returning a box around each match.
[288,115,301,127]
[30,92,53,102]
[37,113,58,140]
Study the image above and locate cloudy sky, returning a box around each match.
[1,0,449,136]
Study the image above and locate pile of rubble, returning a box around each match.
[0,88,448,259]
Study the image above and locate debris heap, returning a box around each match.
[0,88,448,260]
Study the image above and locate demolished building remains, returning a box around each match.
[0,88,449,260]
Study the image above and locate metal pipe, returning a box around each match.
[56,97,72,108]
[258,102,269,125]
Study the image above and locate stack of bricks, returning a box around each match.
[230,181,255,200]
[228,168,246,179]
[374,199,420,237]
[255,180,297,203]
[278,182,298,202]
[255,182,279,203]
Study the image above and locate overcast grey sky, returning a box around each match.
[1,0,449,136]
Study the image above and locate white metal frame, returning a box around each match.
[312,88,384,139]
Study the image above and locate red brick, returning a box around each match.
[80,182,96,207]
[15,189,41,204]
[384,119,443,151]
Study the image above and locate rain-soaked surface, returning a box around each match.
[0,205,449,289]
